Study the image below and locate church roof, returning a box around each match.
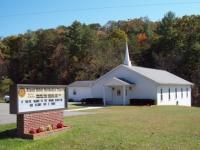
[92,64,193,86]
[126,65,193,85]
[68,80,95,87]
[68,65,193,87]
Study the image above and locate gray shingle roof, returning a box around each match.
[126,65,193,85]
[68,80,95,87]
[68,64,193,87]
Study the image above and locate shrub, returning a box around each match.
[57,122,64,128]
[36,126,45,133]
[46,124,53,131]
[81,98,103,105]
[130,99,155,106]
[29,128,36,134]
[68,99,74,102]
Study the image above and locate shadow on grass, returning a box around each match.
[72,103,104,107]
[72,102,155,107]
[69,102,156,107]
[0,128,18,139]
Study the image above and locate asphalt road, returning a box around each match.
[0,103,94,125]
[0,103,16,125]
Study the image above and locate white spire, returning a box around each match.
[124,41,132,66]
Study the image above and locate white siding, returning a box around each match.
[92,66,158,104]
[157,85,191,106]
[68,87,92,101]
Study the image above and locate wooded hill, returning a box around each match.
[0,12,200,103]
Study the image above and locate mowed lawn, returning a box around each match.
[0,106,200,150]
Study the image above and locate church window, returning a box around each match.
[73,89,77,95]
[181,88,183,98]
[160,89,163,101]
[117,90,121,96]
[175,88,177,99]
[168,88,171,100]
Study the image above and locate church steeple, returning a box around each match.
[124,41,132,66]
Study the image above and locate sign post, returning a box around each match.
[10,84,70,139]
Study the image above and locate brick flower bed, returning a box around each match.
[22,125,71,140]
[16,110,71,140]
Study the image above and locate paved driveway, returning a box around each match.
[0,103,16,125]
[0,103,95,125]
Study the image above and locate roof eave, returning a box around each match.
[157,83,194,86]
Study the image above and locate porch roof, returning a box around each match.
[105,77,135,86]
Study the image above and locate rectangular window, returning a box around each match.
[73,89,77,95]
[160,89,163,101]
[186,88,188,98]
[181,88,183,98]
[117,90,121,96]
[175,88,177,99]
[168,88,171,100]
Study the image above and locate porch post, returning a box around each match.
[123,85,126,106]
[103,86,106,106]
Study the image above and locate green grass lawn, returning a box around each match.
[1,106,200,150]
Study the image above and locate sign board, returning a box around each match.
[10,84,67,114]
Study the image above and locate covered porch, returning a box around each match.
[103,77,135,105]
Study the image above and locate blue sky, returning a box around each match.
[1,0,200,37]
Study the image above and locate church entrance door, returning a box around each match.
[112,86,123,105]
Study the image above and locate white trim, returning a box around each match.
[123,85,126,106]
[103,86,106,106]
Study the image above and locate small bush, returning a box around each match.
[57,122,64,128]
[68,99,74,102]
[81,98,103,105]
[46,124,53,131]
[130,99,155,106]
[29,128,36,134]
[36,126,45,133]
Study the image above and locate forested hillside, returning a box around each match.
[0,12,200,102]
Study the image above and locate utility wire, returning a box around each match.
[0,1,200,18]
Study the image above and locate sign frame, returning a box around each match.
[10,84,68,114]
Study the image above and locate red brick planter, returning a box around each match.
[21,126,71,140]
[16,110,71,139]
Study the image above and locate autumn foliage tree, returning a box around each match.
[137,33,148,44]
[0,12,200,104]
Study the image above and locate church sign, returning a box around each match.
[10,84,67,114]
[10,84,70,139]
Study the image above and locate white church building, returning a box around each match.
[68,43,193,106]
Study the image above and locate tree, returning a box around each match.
[0,76,13,95]
[0,12,200,105]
